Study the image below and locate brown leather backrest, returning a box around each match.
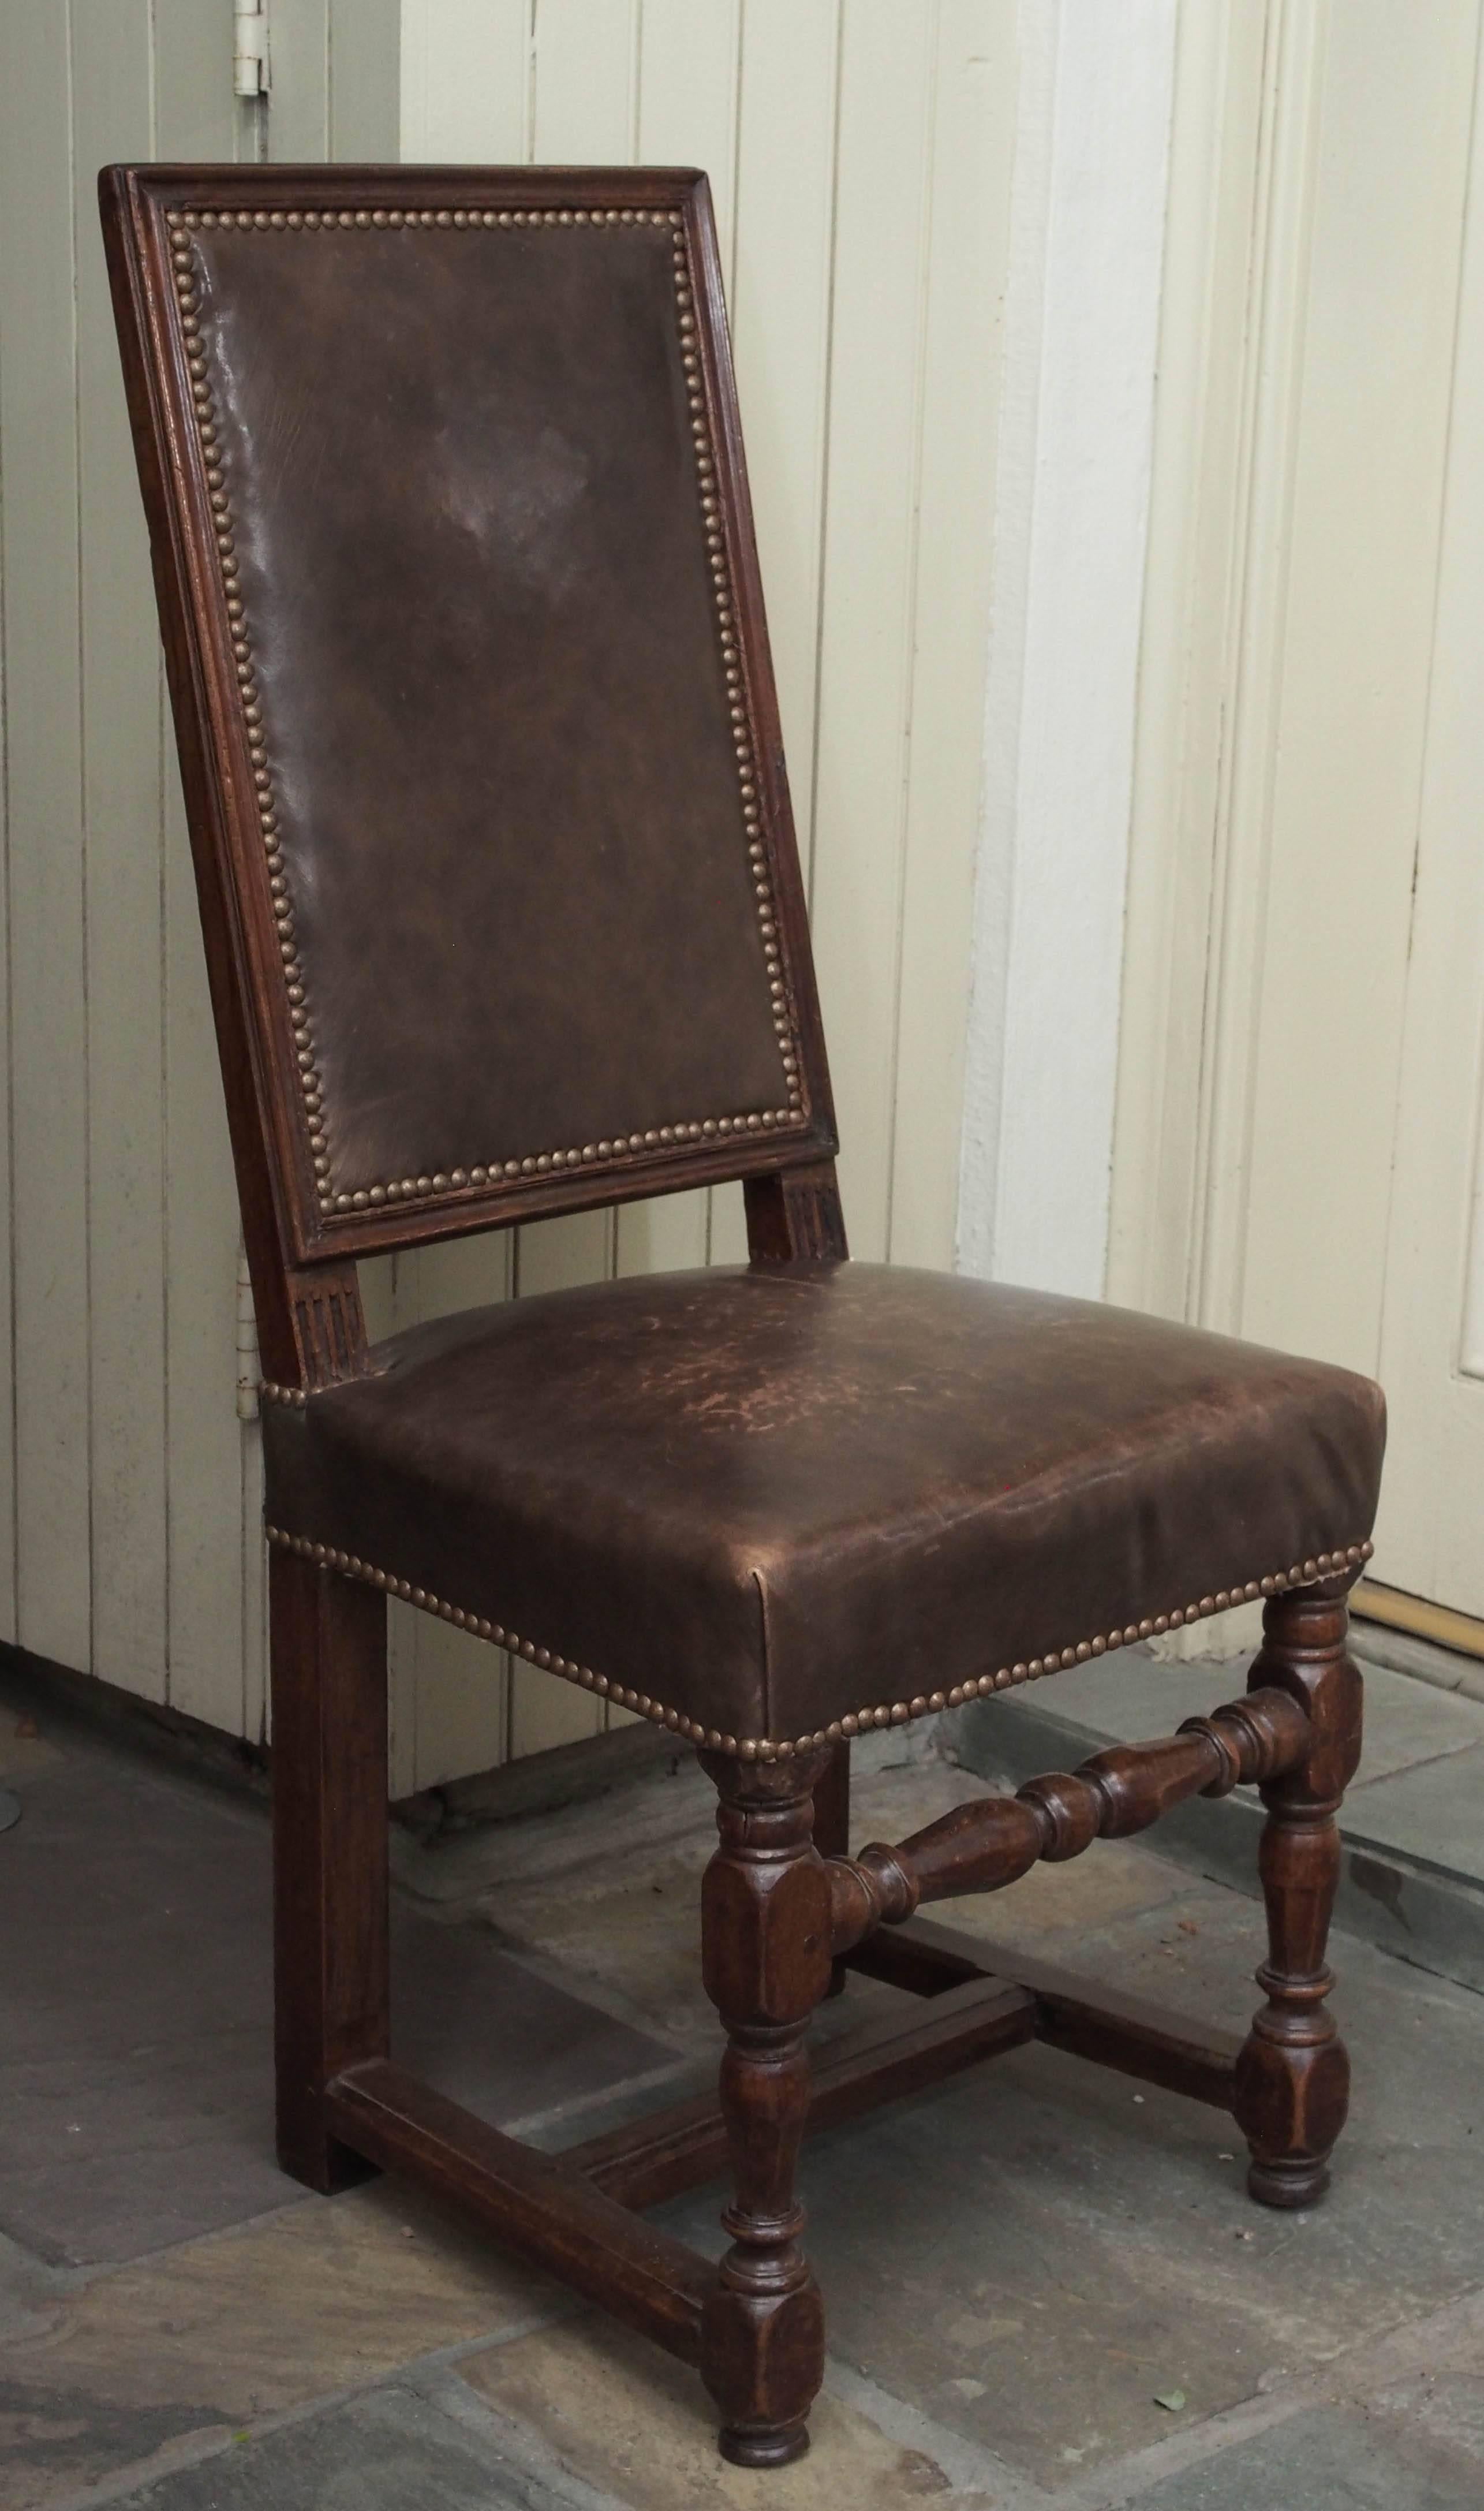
[100,165,835,1277]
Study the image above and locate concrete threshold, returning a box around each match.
[947,1644,1484,1998]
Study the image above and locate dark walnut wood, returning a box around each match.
[810,1738,852,1998]
[563,1970,1034,2211]
[697,1746,835,2469]
[744,1162,848,1264]
[825,1684,1312,1954]
[268,1548,388,2189]
[287,1265,369,1391]
[810,1739,851,1861]
[843,1914,1244,2109]
[1233,1579,1363,2207]
[255,1565,1363,2467]
[325,2059,712,2361]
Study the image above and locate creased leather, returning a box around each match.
[263,1262,1386,1743]
[188,219,791,1197]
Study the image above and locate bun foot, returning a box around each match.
[1246,2153,1332,2209]
[719,2421,811,2468]
[1235,2009,1348,2210]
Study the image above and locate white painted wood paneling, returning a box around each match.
[0,193,12,1650]
[1112,0,1484,1651]
[75,8,169,1705]
[531,0,640,163]
[0,2,398,1753]
[1109,0,1330,1667]
[891,0,1016,1271]
[2,6,96,1681]
[1236,0,1478,1374]
[328,0,402,162]
[705,0,845,1273]
[401,1,528,167]
[727,1,839,902]
[1116,0,1479,1373]
[637,1,741,268]
[808,7,939,1264]
[267,0,331,162]
[154,2,260,1747]
[1106,0,1273,1326]
[1371,16,1484,1614]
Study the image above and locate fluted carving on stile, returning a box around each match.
[289,1265,368,1390]
[743,1161,848,1263]
[827,1686,1311,1956]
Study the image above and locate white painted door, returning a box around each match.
[1112,0,1484,1630]
[1370,95,1484,1618]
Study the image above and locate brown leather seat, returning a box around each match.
[264,1260,1384,1753]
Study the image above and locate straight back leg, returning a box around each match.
[811,1740,851,1998]
[810,1738,851,1860]
[268,1546,390,2192]
[1233,1576,1363,2207]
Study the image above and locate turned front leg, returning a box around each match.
[1235,1578,1363,2208]
[698,1745,835,2469]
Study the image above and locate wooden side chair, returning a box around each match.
[102,163,1385,2471]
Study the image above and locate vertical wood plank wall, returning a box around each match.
[0,3,398,1740]
[0,0,1013,1788]
[1111,0,1484,1364]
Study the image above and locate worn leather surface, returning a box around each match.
[263,1262,1386,1744]
[188,217,794,1199]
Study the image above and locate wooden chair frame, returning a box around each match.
[272,1407,1361,2467]
[99,160,1366,2471]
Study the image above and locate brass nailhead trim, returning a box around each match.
[167,203,808,1223]
[263,1522,1374,1762]
[259,1382,308,1408]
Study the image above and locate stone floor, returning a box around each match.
[1,1669,1482,2510]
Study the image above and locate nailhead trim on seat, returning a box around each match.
[165,200,808,1223]
[263,1520,1374,1763]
